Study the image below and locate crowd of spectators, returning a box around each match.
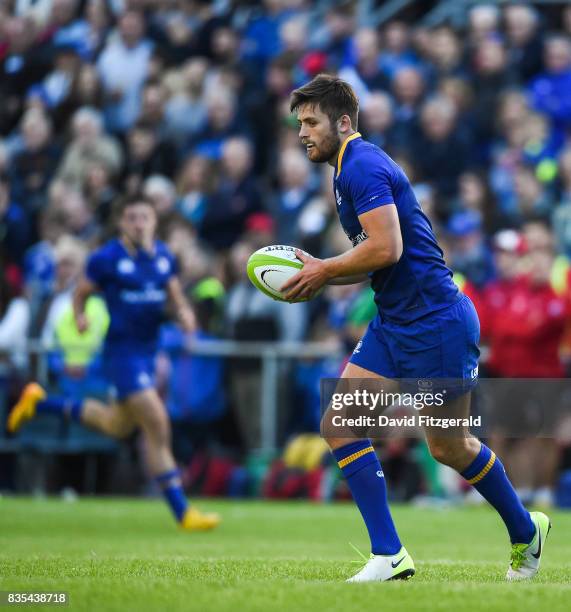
[1,1,571,502]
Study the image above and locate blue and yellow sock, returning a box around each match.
[462,443,535,544]
[155,469,189,522]
[333,440,402,555]
[37,397,83,422]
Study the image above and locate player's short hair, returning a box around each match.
[116,193,156,217]
[290,74,359,130]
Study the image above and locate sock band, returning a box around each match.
[155,469,188,522]
[337,446,375,468]
[155,469,181,488]
[466,451,496,484]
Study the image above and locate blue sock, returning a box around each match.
[333,440,402,555]
[36,397,83,422]
[462,443,535,544]
[156,469,189,522]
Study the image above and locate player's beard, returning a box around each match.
[307,131,341,164]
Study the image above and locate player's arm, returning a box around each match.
[166,276,196,333]
[282,205,402,301]
[73,276,99,333]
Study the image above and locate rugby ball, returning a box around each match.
[247,245,305,301]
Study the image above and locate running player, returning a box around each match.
[282,75,549,582]
[8,195,220,531]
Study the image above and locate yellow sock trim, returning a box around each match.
[467,451,496,484]
[338,446,375,468]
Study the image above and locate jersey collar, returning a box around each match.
[119,237,156,258]
[336,132,362,178]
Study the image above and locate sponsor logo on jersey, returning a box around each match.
[156,256,171,274]
[118,258,135,274]
[353,340,363,354]
[120,288,166,303]
[138,372,151,387]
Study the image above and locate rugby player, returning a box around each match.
[282,75,549,582]
[8,196,220,531]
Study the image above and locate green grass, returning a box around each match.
[1,498,570,611]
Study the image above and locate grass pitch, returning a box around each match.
[1,498,570,612]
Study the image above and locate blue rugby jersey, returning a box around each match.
[333,133,459,323]
[86,238,177,350]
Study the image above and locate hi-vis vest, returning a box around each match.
[54,296,110,367]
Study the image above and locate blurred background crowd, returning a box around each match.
[1,0,571,507]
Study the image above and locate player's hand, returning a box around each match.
[280,249,331,302]
[178,307,197,333]
[75,313,89,334]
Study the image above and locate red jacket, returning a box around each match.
[483,276,566,377]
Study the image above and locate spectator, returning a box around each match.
[9,109,59,218]
[47,0,90,57]
[340,27,387,97]
[479,229,526,345]
[528,35,571,138]
[427,26,465,80]
[96,10,153,132]
[269,147,315,246]
[138,81,169,138]
[468,4,501,47]
[390,66,425,152]
[55,187,99,243]
[41,235,109,397]
[84,0,114,59]
[485,223,565,508]
[123,120,177,194]
[446,210,495,288]
[191,88,241,160]
[0,17,50,135]
[379,21,417,80]
[56,106,122,188]
[453,171,500,234]
[486,223,565,377]
[552,147,571,256]
[200,137,262,250]
[417,95,472,199]
[83,161,117,227]
[176,154,215,226]
[360,92,395,150]
[27,44,83,132]
[143,174,177,229]
[471,37,517,147]
[504,3,544,82]
[69,63,104,109]
[0,265,30,371]
[0,173,33,266]
[163,58,209,145]
[40,234,87,347]
[512,163,553,223]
